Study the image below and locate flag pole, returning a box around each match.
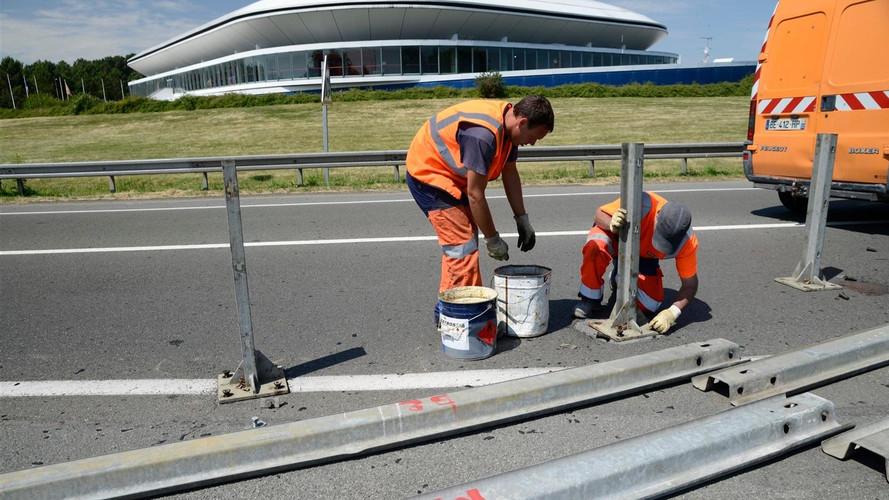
[6,74,16,109]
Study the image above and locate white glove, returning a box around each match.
[484,233,509,261]
[514,214,536,252]
[609,208,628,234]
[649,305,681,333]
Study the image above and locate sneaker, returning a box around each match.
[573,298,601,319]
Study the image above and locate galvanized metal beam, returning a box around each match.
[0,339,741,499]
[822,417,889,482]
[218,161,288,403]
[591,142,657,341]
[775,133,842,292]
[692,323,889,406]
[0,143,745,179]
[417,393,847,500]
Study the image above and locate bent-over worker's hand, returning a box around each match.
[514,214,536,252]
[484,233,510,261]
[649,305,681,334]
[609,208,628,234]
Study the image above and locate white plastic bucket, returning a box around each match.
[493,265,552,338]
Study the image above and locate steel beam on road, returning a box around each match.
[692,323,889,406]
[775,133,842,292]
[417,393,847,500]
[591,143,657,341]
[0,339,741,499]
[822,417,889,482]
[218,160,288,403]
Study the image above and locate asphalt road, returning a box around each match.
[1,180,888,499]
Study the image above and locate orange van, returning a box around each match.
[744,0,889,212]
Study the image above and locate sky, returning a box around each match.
[0,0,778,66]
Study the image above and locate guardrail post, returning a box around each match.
[16,179,24,195]
[218,159,289,404]
[201,172,209,191]
[681,157,688,174]
[108,176,116,193]
[297,168,304,187]
[775,133,842,292]
[589,143,656,341]
[588,160,595,177]
[393,165,400,183]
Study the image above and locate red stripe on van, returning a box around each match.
[870,91,889,109]
[761,99,780,114]
[785,96,803,113]
[841,93,865,110]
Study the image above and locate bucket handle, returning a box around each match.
[437,303,494,330]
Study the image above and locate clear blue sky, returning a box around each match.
[1,1,777,65]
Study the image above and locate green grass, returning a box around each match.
[0,97,749,201]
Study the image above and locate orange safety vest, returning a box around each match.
[599,192,699,278]
[406,100,514,200]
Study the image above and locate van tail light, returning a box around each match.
[747,99,757,141]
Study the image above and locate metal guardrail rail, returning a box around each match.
[0,142,745,194]
[0,339,741,498]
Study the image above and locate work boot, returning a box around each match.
[573,298,601,319]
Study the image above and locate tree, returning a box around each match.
[1,56,24,109]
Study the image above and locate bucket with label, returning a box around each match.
[493,265,552,338]
[437,286,498,360]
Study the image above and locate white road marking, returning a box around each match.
[0,368,564,397]
[10,220,889,256]
[0,187,755,216]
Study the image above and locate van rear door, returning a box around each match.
[751,0,833,181]
[819,0,889,189]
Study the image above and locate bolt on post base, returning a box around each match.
[588,308,658,342]
[217,350,289,404]
[774,275,842,292]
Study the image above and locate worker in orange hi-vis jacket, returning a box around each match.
[574,191,699,334]
[406,96,555,298]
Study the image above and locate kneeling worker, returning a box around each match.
[574,191,699,334]
[406,96,555,293]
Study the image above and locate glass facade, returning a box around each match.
[130,42,678,97]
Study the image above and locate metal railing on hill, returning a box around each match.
[0,142,745,195]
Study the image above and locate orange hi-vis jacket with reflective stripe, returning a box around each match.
[406,100,514,201]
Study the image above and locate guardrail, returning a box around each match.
[0,142,745,195]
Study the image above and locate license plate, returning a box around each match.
[765,118,806,130]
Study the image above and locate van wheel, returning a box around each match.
[778,191,807,214]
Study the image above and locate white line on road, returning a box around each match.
[0,187,755,216]
[13,220,889,256]
[0,368,564,397]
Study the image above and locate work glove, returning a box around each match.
[484,233,510,261]
[649,305,681,334]
[514,214,536,252]
[609,208,628,234]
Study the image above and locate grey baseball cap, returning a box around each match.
[652,201,692,255]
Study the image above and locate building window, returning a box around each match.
[458,47,472,73]
[422,46,439,74]
[382,47,400,74]
[403,46,420,74]
[361,48,380,75]
[513,50,525,70]
[439,47,455,74]
[342,49,361,75]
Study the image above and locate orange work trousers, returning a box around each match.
[407,173,482,292]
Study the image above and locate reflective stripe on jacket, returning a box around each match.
[406,100,513,200]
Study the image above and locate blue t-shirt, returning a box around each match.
[456,123,518,177]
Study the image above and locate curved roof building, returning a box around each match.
[128,0,752,99]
